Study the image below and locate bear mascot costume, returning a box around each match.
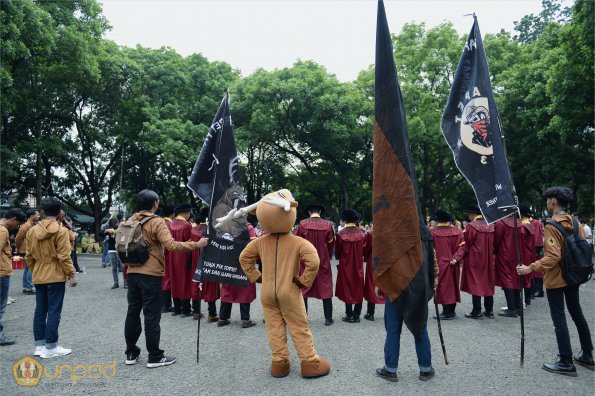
[238,189,331,378]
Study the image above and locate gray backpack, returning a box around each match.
[116,215,156,267]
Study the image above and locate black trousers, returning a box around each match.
[192,300,217,316]
[304,298,333,319]
[546,286,593,358]
[532,278,544,294]
[162,290,172,309]
[524,287,532,305]
[503,288,521,312]
[219,302,250,321]
[367,302,375,315]
[345,303,362,318]
[441,303,457,315]
[472,295,494,314]
[172,298,191,314]
[125,273,164,358]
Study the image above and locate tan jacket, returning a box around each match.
[15,220,34,254]
[26,220,76,284]
[126,211,196,277]
[0,225,13,277]
[529,214,586,289]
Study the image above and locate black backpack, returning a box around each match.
[546,217,594,286]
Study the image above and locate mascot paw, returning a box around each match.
[292,277,306,289]
[301,358,331,378]
[271,360,291,378]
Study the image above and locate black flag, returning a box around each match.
[373,0,434,340]
[188,93,250,286]
[441,17,515,224]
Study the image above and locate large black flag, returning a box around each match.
[188,94,250,286]
[441,17,515,224]
[373,0,434,340]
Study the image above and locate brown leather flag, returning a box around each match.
[372,0,434,339]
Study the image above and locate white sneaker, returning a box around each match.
[34,346,43,356]
[7,297,16,305]
[40,345,72,359]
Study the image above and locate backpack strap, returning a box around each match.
[139,215,157,227]
[546,219,571,237]
[571,216,580,234]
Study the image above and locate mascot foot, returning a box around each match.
[271,360,291,378]
[301,358,331,378]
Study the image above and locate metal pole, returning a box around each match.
[434,297,449,365]
[511,203,525,368]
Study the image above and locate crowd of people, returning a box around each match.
[0,186,592,378]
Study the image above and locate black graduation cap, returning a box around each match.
[519,205,533,218]
[340,208,361,223]
[174,203,192,214]
[197,207,209,223]
[434,210,452,222]
[463,204,481,215]
[305,204,326,216]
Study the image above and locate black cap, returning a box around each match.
[434,210,452,222]
[519,205,533,218]
[340,208,360,223]
[174,203,192,214]
[305,204,325,216]
[463,204,481,215]
[197,207,209,223]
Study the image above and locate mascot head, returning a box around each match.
[256,189,298,234]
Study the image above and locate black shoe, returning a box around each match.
[125,351,140,365]
[375,367,398,382]
[497,310,518,318]
[482,311,494,319]
[419,367,435,381]
[123,283,128,289]
[574,351,594,370]
[353,316,361,323]
[341,315,355,323]
[0,338,16,346]
[543,356,577,377]
[433,313,454,321]
[364,313,375,321]
[533,291,544,298]
[180,312,192,318]
[23,289,35,295]
[242,320,256,328]
[147,355,176,368]
[464,312,483,319]
[324,318,334,326]
[171,311,180,316]
[217,319,230,327]
[162,307,172,313]
[111,284,119,289]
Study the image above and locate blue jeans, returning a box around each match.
[23,263,34,290]
[33,282,66,349]
[110,252,122,285]
[383,296,432,373]
[102,239,109,264]
[0,276,10,340]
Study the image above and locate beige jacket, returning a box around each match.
[529,214,586,289]
[0,225,13,277]
[15,220,34,255]
[126,211,196,277]
[26,220,76,284]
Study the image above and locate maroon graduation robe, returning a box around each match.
[169,217,193,299]
[296,216,335,299]
[494,216,525,290]
[460,218,495,297]
[519,220,534,288]
[220,223,257,304]
[363,232,384,304]
[335,225,365,304]
[531,219,544,279]
[191,223,220,302]
[162,217,173,291]
[431,225,465,305]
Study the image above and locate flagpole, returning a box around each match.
[196,283,202,363]
[433,297,449,365]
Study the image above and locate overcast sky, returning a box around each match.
[100,0,552,81]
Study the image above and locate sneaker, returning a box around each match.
[217,319,230,327]
[23,289,36,295]
[40,346,72,359]
[34,346,43,356]
[7,297,15,305]
[147,356,176,368]
[242,320,256,328]
[419,367,435,381]
[125,351,140,365]
[0,337,16,346]
[364,313,375,321]
[111,284,119,289]
[375,367,398,382]
[324,318,334,326]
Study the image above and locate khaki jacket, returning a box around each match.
[529,214,586,289]
[26,220,76,284]
[15,220,34,255]
[0,225,13,277]
[126,211,196,277]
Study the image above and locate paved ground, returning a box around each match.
[1,254,594,395]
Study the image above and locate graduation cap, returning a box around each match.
[519,205,533,218]
[340,208,361,223]
[434,210,453,222]
[174,203,192,215]
[197,207,209,223]
[305,204,326,216]
[463,204,482,215]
